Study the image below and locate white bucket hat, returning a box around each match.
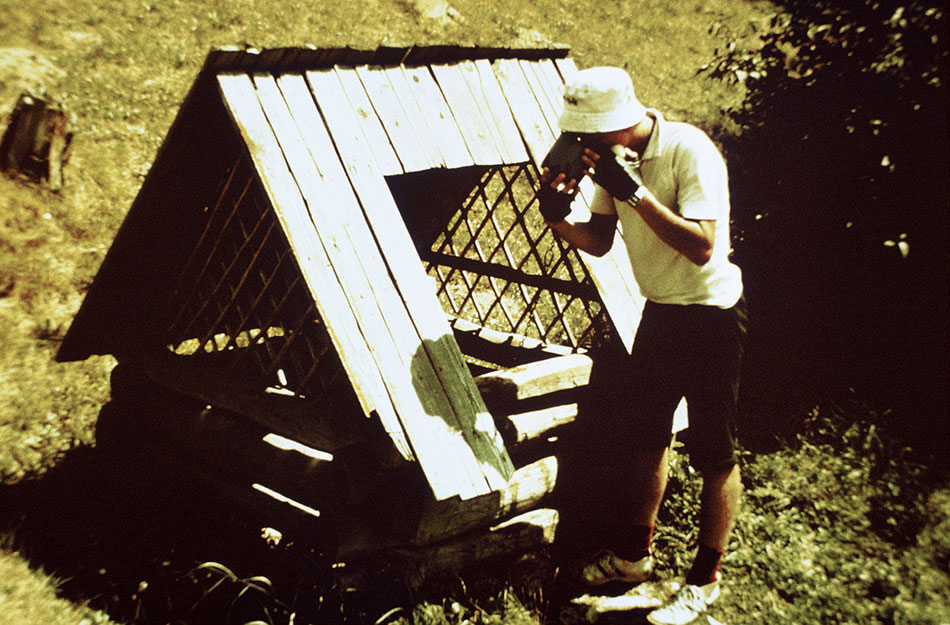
[557,66,647,134]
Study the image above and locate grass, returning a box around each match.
[0,544,116,625]
[713,404,950,625]
[386,402,950,625]
[1,0,948,623]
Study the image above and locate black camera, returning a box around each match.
[541,132,588,183]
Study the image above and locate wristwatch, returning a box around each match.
[627,185,647,208]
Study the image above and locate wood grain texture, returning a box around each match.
[306,68,515,498]
[218,73,391,427]
[252,73,417,462]
[400,65,474,169]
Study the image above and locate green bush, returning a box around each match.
[703,0,948,454]
[718,402,950,624]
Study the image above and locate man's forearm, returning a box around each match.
[626,191,714,265]
[547,218,614,257]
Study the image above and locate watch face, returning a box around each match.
[629,187,644,206]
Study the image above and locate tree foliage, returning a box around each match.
[704,0,948,453]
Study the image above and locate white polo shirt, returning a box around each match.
[589,110,743,308]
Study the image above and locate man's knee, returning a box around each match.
[700,462,742,496]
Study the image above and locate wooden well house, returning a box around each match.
[57,44,658,577]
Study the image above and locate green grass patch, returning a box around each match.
[718,403,950,625]
[0,545,116,625]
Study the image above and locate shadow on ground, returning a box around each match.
[0,379,682,625]
[0,407,346,624]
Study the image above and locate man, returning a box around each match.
[539,66,746,625]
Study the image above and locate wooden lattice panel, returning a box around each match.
[162,155,350,404]
[421,163,609,351]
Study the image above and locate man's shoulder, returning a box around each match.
[661,119,715,149]
[659,120,724,172]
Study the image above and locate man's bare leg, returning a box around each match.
[628,446,670,526]
[697,463,741,551]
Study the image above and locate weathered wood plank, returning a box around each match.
[253,73,417,462]
[401,65,474,169]
[217,73,394,430]
[409,508,558,581]
[382,66,446,169]
[305,68,488,500]
[472,58,530,164]
[355,65,434,173]
[310,67,515,486]
[275,72,515,496]
[414,455,558,544]
[475,353,593,404]
[532,59,572,124]
[306,68,514,498]
[275,74,350,186]
[491,58,555,168]
[430,63,503,166]
[334,67,404,176]
[454,60,510,163]
[519,59,561,129]
[553,55,580,83]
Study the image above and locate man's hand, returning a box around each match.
[537,132,589,222]
[583,145,643,202]
[541,132,588,185]
[538,168,578,222]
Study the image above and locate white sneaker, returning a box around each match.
[578,550,654,586]
[646,574,721,625]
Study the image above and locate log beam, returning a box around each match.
[135,351,366,452]
[501,403,578,445]
[414,455,558,544]
[475,353,593,407]
[449,316,580,368]
[406,508,559,585]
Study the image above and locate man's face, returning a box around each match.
[582,128,630,151]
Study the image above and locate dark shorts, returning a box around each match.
[613,296,747,474]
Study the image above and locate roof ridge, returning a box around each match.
[200,43,571,76]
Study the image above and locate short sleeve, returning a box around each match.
[588,183,617,216]
[674,131,729,221]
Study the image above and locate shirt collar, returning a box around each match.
[640,109,665,161]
